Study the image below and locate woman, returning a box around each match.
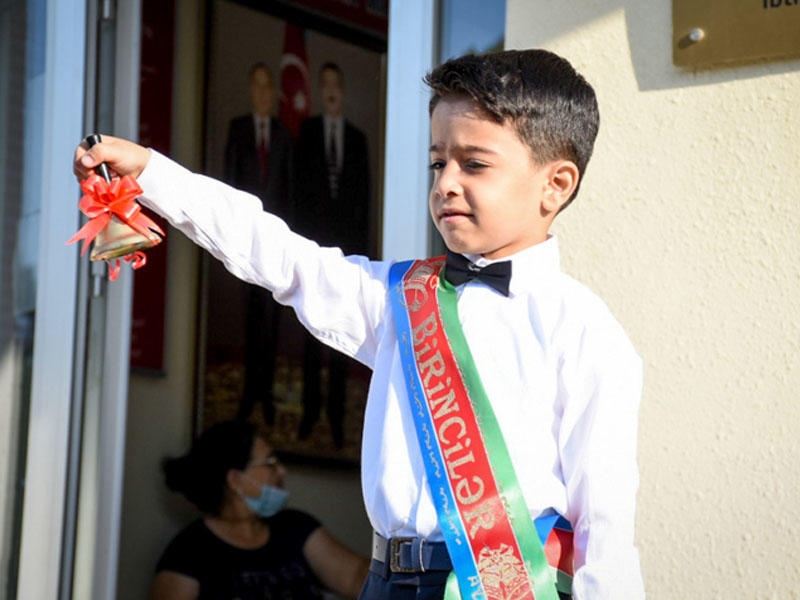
[147,420,369,600]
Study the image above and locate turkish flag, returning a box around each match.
[279,24,311,139]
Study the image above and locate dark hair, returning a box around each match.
[162,421,256,515]
[424,49,599,208]
[320,61,343,84]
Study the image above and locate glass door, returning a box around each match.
[1,0,87,599]
[2,1,141,599]
[0,1,38,596]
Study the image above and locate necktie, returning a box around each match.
[258,120,269,183]
[327,121,340,198]
[443,250,512,297]
[328,122,338,167]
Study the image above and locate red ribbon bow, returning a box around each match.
[67,174,164,280]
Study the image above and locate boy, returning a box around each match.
[75,50,644,599]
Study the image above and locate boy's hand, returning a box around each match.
[73,134,151,182]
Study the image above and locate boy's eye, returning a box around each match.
[464,160,487,171]
[428,158,487,172]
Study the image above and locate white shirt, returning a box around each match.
[137,151,646,599]
[252,113,270,147]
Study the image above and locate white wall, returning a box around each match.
[507,2,800,597]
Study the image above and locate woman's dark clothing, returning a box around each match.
[155,509,324,600]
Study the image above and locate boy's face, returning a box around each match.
[429,97,561,259]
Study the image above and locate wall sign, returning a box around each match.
[673,0,800,66]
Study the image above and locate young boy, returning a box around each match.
[74,50,644,600]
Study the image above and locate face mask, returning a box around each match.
[240,481,289,518]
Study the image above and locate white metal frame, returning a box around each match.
[381,0,436,260]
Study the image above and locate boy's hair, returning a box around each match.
[425,49,599,208]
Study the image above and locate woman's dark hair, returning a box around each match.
[162,420,256,515]
[425,49,600,209]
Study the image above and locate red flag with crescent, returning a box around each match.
[279,24,311,139]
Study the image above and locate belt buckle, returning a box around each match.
[389,537,416,573]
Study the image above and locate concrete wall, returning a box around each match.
[506,1,800,597]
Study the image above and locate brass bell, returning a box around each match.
[84,133,162,262]
[89,215,161,261]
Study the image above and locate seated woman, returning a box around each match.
[147,420,369,600]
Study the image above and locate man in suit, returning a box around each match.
[294,62,371,448]
[223,63,293,426]
[225,63,293,218]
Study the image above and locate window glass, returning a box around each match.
[0,0,43,596]
[439,0,506,61]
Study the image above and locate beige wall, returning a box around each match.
[507,1,800,598]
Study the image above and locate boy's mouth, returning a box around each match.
[438,208,472,222]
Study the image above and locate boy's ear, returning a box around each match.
[542,160,579,213]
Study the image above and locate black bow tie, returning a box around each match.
[444,251,512,296]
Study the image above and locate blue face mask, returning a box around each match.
[241,482,289,518]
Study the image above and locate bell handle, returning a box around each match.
[85,133,112,183]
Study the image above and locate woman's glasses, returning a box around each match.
[248,454,281,469]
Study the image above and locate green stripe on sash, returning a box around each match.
[437,274,559,600]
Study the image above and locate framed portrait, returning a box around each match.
[196,0,387,467]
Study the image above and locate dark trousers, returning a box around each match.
[359,564,572,600]
[359,561,451,600]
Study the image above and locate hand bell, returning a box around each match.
[85,133,162,261]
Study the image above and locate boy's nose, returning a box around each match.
[433,162,462,198]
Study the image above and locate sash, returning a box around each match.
[389,257,573,600]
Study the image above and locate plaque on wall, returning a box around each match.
[673,0,800,67]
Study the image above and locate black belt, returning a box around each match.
[371,532,452,574]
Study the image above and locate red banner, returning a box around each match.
[279,24,311,139]
[131,0,175,372]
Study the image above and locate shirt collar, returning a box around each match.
[253,114,270,141]
[323,115,343,131]
[461,235,561,296]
